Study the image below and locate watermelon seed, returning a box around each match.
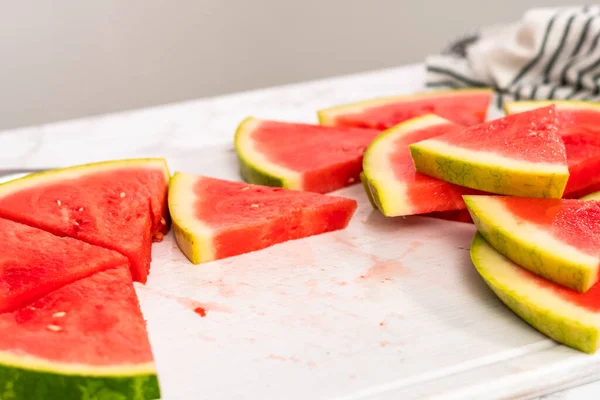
[78,207,84,212]
[250,204,260,208]
[47,324,62,332]
[348,177,355,183]
[241,187,250,191]
[120,192,126,198]
[52,311,66,318]
[160,217,166,225]
[56,200,62,206]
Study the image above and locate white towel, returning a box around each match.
[425,5,600,105]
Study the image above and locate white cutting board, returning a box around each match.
[130,145,600,400]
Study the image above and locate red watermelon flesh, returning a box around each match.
[169,173,358,264]
[563,133,600,195]
[0,265,156,367]
[0,218,128,313]
[503,197,600,257]
[0,160,169,283]
[238,118,381,193]
[433,105,564,163]
[319,89,492,129]
[195,177,357,260]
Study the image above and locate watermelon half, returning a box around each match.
[409,105,569,198]
[234,117,380,193]
[464,195,600,293]
[362,114,478,216]
[317,88,492,129]
[0,217,129,313]
[471,233,600,354]
[168,172,357,264]
[0,266,160,399]
[505,100,600,196]
[0,159,170,283]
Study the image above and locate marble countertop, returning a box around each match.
[0,63,597,400]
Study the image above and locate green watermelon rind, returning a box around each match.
[0,159,171,195]
[580,191,600,201]
[471,233,599,354]
[359,172,377,209]
[0,361,160,400]
[234,117,289,189]
[464,196,593,292]
[408,143,569,199]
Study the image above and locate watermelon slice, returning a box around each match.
[234,117,380,193]
[317,88,492,129]
[409,105,569,198]
[464,195,600,292]
[0,159,170,283]
[0,217,129,313]
[0,265,160,399]
[362,114,479,216]
[505,101,600,195]
[168,172,357,264]
[471,233,600,354]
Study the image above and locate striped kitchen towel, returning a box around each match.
[425,5,600,105]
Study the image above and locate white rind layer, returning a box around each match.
[364,114,450,215]
[505,100,600,114]
[235,117,303,189]
[414,139,569,175]
[0,350,157,376]
[168,172,216,263]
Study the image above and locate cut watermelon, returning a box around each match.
[0,159,170,283]
[0,265,160,399]
[234,117,380,193]
[0,217,129,313]
[471,233,600,354]
[169,172,357,264]
[464,195,600,292]
[409,105,569,198]
[505,101,600,195]
[317,88,492,129]
[362,114,479,216]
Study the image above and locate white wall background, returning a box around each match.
[0,0,582,130]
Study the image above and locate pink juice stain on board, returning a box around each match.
[139,286,231,317]
[359,240,423,281]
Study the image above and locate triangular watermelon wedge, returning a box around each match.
[168,172,357,264]
[234,117,380,193]
[0,217,129,313]
[362,114,480,216]
[317,88,492,129]
[471,233,600,354]
[505,100,600,196]
[464,195,600,293]
[0,159,170,283]
[0,265,160,399]
[409,105,569,198]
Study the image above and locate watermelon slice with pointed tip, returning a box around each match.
[169,172,357,264]
[234,117,380,193]
[362,114,480,216]
[0,159,170,283]
[0,217,129,313]
[409,105,569,198]
[471,233,600,354]
[505,100,600,195]
[0,265,160,399]
[465,195,600,292]
[317,88,492,129]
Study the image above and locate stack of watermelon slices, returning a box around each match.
[232,90,600,354]
[0,159,170,399]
